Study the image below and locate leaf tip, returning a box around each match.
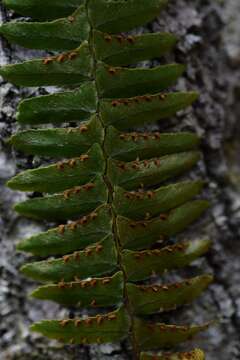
[16,239,32,253]
[30,287,41,299]
[30,321,42,333]
[6,177,17,190]
[16,241,24,252]
[190,91,199,102]
[197,237,212,253]
[20,262,37,279]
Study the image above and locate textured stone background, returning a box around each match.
[1,0,240,359]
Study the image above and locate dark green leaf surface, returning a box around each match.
[105,126,200,162]
[17,205,112,257]
[94,31,177,66]
[17,81,97,125]
[113,180,204,220]
[100,92,198,130]
[31,307,130,344]
[21,235,118,282]
[88,0,168,33]
[123,239,211,281]
[8,144,104,193]
[140,349,205,359]
[108,151,200,190]
[134,319,210,350]
[14,175,108,221]
[0,43,92,87]
[10,116,104,158]
[0,6,90,50]
[118,200,209,250]
[3,0,85,20]
[32,271,124,307]
[97,63,185,99]
[127,275,213,315]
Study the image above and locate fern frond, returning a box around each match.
[1,0,213,358]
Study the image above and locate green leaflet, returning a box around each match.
[108,151,200,190]
[31,307,130,344]
[14,175,108,221]
[17,205,112,257]
[93,31,177,66]
[127,275,213,315]
[140,349,205,360]
[123,239,211,282]
[10,116,104,158]
[0,6,90,51]
[97,63,185,99]
[134,319,210,350]
[118,200,210,250]
[3,0,85,20]
[88,0,168,33]
[113,180,204,220]
[17,82,97,125]
[105,126,200,162]
[21,235,118,283]
[0,43,92,87]
[100,92,198,130]
[32,271,124,307]
[8,144,104,193]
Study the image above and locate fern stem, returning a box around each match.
[85,2,140,358]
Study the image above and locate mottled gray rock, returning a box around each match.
[1,0,240,359]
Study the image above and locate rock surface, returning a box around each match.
[0,0,240,359]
